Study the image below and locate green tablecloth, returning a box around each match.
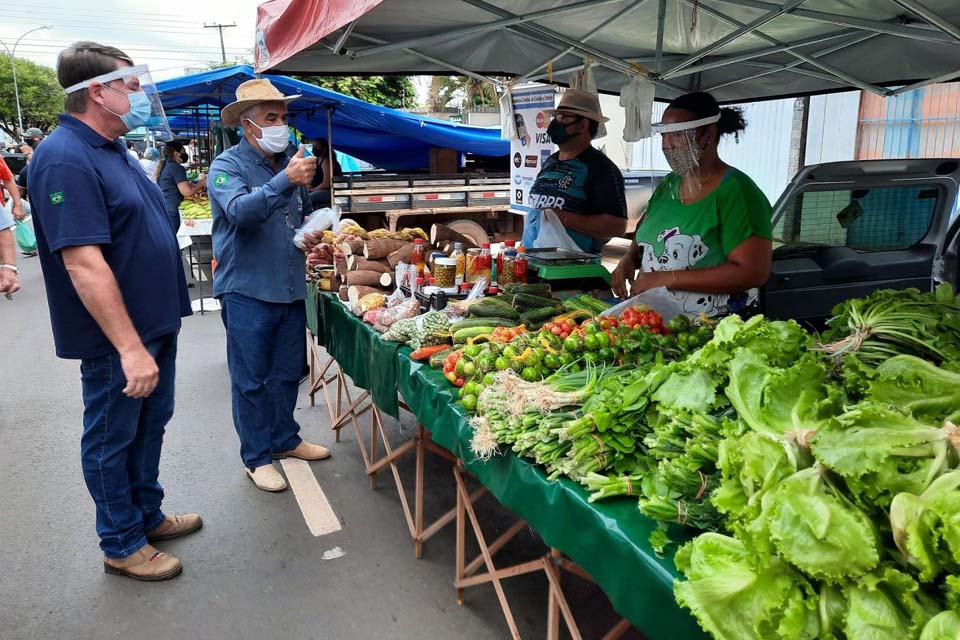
[314,291,707,639]
[317,292,401,418]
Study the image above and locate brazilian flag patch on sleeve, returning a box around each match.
[214,174,228,187]
[49,191,64,205]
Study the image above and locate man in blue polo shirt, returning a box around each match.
[208,79,331,493]
[29,41,200,581]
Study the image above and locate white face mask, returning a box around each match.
[245,119,289,154]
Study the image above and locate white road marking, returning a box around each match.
[279,458,342,536]
[322,547,345,560]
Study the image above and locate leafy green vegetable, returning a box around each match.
[726,350,840,445]
[890,470,960,581]
[712,430,796,524]
[843,567,939,640]
[919,610,960,640]
[867,355,960,423]
[810,404,959,509]
[674,533,820,640]
[761,467,879,583]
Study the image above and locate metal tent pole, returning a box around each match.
[662,0,809,79]
[654,0,667,73]
[515,0,651,83]
[349,0,628,59]
[675,0,889,95]
[327,108,335,205]
[709,0,956,43]
[889,0,960,43]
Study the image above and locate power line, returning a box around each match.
[15,40,251,55]
[0,12,200,30]
[15,3,209,23]
[204,22,237,64]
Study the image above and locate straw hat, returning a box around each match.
[545,89,609,123]
[221,79,299,127]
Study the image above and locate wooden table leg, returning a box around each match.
[415,424,425,559]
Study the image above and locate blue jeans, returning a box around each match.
[80,332,178,559]
[220,293,304,469]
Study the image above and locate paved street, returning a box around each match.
[0,253,634,640]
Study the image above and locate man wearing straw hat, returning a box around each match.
[526,89,627,254]
[208,79,332,494]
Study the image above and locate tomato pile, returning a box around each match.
[541,318,578,340]
[618,306,668,335]
[490,325,527,343]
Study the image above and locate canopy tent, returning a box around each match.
[155,65,508,170]
[254,0,960,104]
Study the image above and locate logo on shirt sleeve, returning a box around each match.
[214,174,229,187]
[49,191,64,205]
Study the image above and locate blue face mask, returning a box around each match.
[104,86,154,131]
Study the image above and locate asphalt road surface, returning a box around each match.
[0,250,638,640]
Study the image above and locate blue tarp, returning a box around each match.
[155,65,508,171]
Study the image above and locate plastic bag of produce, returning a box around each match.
[601,286,685,322]
[378,296,420,328]
[525,209,583,252]
[407,311,453,350]
[14,219,37,254]
[294,206,341,250]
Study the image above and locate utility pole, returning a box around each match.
[204,22,236,64]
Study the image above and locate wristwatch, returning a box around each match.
[0,264,19,274]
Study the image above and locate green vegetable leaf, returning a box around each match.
[919,610,960,640]
[726,350,839,443]
[674,533,819,640]
[810,404,956,507]
[890,470,960,581]
[762,467,879,582]
[652,368,719,413]
[713,430,796,524]
[844,567,938,640]
[868,355,960,423]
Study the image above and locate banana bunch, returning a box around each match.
[338,223,369,240]
[180,197,212,220]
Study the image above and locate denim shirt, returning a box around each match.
[208,138,307,303]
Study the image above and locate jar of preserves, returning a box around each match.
[433,258,458,289]
[465,248,481,282]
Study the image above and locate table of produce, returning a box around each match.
[322,272,960,640]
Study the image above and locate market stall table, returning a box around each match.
[176,217,216,313]
[311,290,708,640]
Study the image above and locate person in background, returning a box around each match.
[611,91,772,318]
[208,78,331,493]
[19,127,44,161]
[139,147,160,182]
[29,40,199,582]
[0,179,19,295]
[1,155,25,222]
[126,141,139,161]
[308,137,342,210]
[156,141,205,233]
[17,128,44,209]
[527,89,627,254]
[187,138,201,165]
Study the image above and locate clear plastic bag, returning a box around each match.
[294,206,341,250]
[600,286,686,322]
[378,296,420,328]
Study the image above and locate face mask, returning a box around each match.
[246,119,289,154]
[662,131,704,176]
[102,86,153,131]
[547,119,578,145]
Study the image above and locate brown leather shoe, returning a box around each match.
[104,544,182,582]
[147,514,203,542]
[273,441,331,461]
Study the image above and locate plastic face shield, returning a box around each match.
[65,64,173,140]
[651,113,720,199]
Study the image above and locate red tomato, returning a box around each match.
[544,322,555,332]
[455,377,465,387]
[609,318,619,328]
[560,331,569,339]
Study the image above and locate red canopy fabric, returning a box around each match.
[256,0,385,72]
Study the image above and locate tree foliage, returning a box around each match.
[296,75,417,109]
[0,55,62,137]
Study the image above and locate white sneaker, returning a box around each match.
[246,464,287,492]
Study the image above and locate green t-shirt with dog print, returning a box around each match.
[634,169,772,317]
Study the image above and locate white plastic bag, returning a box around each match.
[534,209,583,252]
[600,286,686,322]
[294,206,340,250]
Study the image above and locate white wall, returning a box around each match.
[804,92,860,164]
[630,98,796,204]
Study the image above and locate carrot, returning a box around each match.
[410,344,451,360]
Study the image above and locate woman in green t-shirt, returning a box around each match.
[611,92,773,318]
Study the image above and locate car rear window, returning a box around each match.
[773,185,939,252]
